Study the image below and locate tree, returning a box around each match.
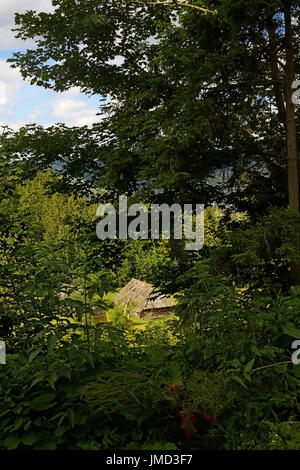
[146,0,299,210]
[6,1,298,214]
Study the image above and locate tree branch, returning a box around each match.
[136,1,218,14]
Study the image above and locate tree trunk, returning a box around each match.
[268,22,286,128]
[284,0,299,212]
[284,1,300,285]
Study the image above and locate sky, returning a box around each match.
[0,0,102,130]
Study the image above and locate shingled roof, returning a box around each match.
[113,278,175,318]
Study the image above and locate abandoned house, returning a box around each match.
[113,278,175,319]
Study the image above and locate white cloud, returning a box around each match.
[0,0,53,48]
[0,3,103,129]
[0,75,102,129]
[0,119,30,131]
[50,95,102,127]
[0,60,23,115]
[107,56,125,67]
[63,87,82,98]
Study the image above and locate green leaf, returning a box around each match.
[82,351,95,368]
[22,432,39,446]
[47,334,57,353]
[293,364,300,378]
[3,434,20,450]
[31,393,56,411]
[30,371,47,389]
[283,323,300,339]
[232,375,248,390]
[34,438,57,450]
[244,359,255,373]
[48,371,58,389]
[29,348,43,363]
[11,416,23,431]
[67,408,75,428]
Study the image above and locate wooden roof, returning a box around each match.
[113,278,175,316]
